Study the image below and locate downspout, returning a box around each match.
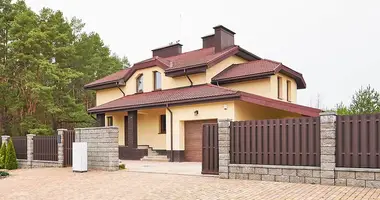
[166,104,174,162]
[184,69,193,87]
[116,81,125,96]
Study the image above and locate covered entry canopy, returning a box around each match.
[88,84,320,117]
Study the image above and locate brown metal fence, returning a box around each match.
[336,114,380,168]
[202,123,219,175]
[63,130,75,166]
[230,117,320,166]
[33,135,58,161]
[12,136,27,159]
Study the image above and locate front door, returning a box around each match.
[124,116,128,146]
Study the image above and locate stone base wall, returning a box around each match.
[17,159,29,168]
[335,168,380,188]
[228,164,322,184]
[32,160,63,168]
[75,127,119,171]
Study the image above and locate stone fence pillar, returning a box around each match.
[57,129,66,166]
[26,134,35,168]
[319,112,337,185]
[218,119,231,179]
[1,135,10,145]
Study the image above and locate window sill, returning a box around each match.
[158,132,166,134]
[153,88,162,91]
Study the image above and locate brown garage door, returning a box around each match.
[184,119,217,162]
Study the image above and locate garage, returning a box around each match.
[184,119,217,162]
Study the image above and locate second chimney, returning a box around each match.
[214,25,235,52]
[152,43,182,58]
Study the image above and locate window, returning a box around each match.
[159,115,166,134]
[153,71,162,90]
[287,80,291,102]
[107,116,113,126]
[136,74,143,93]
[277,76,283,99]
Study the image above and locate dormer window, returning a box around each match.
[136,74,143,93]
[153,71,162,90]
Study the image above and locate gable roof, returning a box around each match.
[84,68,131,89]
[88,84,320,116]
[212,59,306,89]
[84,45,260,89]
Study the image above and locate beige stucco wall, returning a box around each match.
[105,111,126,145]
[269,73,298,103]
[96,88,125,106]
[205,55,247,82]
[233,100,301,121]
[223,78,271,98]
[137,108,166,150]
[105,108,166,149]
[166,101,235,150]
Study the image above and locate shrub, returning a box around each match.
[0,143,6,169]
[0,171,9,177]
[119,163,125,170]
[5,139,18,170]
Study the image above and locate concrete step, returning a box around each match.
[140,156,169,162]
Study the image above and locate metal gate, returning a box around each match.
[202,123,219,175]
[63,130,75,166]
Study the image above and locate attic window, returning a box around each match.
[287,80,291,102]
[136,74,143,93]
[277,76,283,99]
[153,71,162,90]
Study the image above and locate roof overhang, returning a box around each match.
[88,94,240,114]
[212,72,274,85]
[84,80,126,90]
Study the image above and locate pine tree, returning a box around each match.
[0,142,6,169]
[5,139,17,170]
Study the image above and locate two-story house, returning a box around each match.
[85,25,320,162]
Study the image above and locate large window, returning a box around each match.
[277,76,283,99]
[287,80,291,102]
[159,115,166,134]
[107,116,113,126]
[153,71,162,90]
[136,74,143,93]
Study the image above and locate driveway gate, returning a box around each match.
[202,123,219,175]
[63,130,75,166]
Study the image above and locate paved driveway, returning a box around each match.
[1,168,380,200]
[121,160,202,176]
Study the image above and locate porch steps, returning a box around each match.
[138,145,162,158]
[140,156,169,162]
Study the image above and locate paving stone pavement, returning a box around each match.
[1,168,380,200]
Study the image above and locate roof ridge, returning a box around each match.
[165,47,214,60]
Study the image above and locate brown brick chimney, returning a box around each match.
[152,43,182,58]
[202,25,235,52]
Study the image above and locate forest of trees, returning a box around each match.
[0,0,128,136]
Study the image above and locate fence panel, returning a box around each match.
[202,123,219,175]
[33,135,58,161]
[230,117,320,166]
[63,130,75,166]
[12,136,27,159]
[336,114,380,168]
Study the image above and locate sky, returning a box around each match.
[25,0,380,109]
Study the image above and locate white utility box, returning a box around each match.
[73,142,87,172]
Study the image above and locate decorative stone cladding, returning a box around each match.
[228,164,321,184]
[74,127,119,171]
[219,113,380,188]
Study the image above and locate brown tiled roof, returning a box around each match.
[212,59,306,89]
[88,84,239,113]
[88,84,320,116]
[84,68,131,89]
[85,45,260,89]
